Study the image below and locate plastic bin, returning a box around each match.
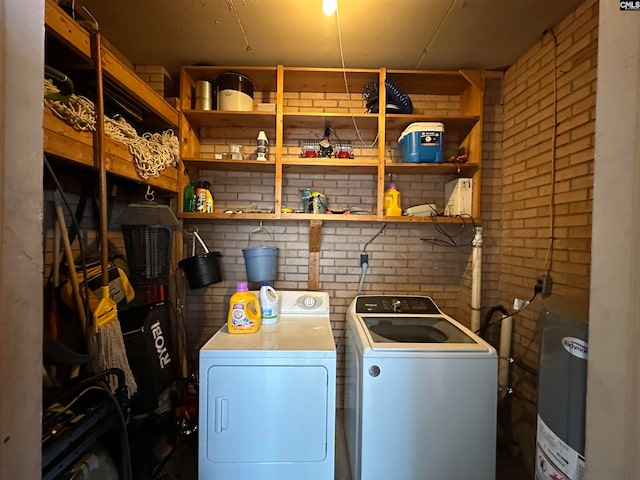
[398,122,444,163]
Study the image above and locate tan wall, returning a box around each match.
[586,1,640,478]
[0,0,44,478]
[500,0,597,470]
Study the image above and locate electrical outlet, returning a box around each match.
[360,252,369,267]
[536,274,553,296]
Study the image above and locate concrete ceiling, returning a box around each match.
[74,0,584,78]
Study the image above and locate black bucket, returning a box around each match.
[179,252,222,289]
[179,230,223,289]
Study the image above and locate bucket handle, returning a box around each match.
[187,229,210,255]
[248,221,273,246]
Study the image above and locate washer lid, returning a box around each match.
[359,314,492,353]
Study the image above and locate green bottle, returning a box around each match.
[183,181,196,212]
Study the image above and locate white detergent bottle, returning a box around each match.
[259,283,280,325]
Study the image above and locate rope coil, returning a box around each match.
[44,78,179,180]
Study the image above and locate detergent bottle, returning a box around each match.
[384,183,403,216]
[227,281,261,333]
[195,180,214,213]
[259,283,280,325]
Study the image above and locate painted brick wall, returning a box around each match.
[181,75,505,405]
[500,0,597,469]
[181,219,477,399]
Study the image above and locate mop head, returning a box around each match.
[90,319,138,396]
[87,287,137,395]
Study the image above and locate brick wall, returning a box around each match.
[40,1,596,464]
[134,64,177,99]
[181,75,505,405]
[181,219,477,399]
[500,0,597,469]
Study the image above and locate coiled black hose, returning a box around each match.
[478,305,510,339]
[362,79,413,114]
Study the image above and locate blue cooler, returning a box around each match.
[398,122,445,163]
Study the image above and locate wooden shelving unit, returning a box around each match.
[177,64,485,222]
[44,0,179,192]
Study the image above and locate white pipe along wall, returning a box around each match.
[471,226,511,397]
[471,227,483,333]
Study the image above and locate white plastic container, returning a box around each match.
[259,283,280,325]
[216,72,254,112]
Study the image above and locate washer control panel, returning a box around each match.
[355,295,440,314]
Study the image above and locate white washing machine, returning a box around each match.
[344,295,497,480]
[199,290,336,480]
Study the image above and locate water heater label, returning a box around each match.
[562,337,588,359]
[535,416,585,480]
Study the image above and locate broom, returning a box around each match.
[89,31,137,395]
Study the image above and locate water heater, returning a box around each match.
[535,298,588,480]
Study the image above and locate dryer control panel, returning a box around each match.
[355,295,441,314]
[279,290,329,315]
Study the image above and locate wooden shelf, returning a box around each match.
[283,67,380,93]
[43,108,178,192]
[44,0,180,194]
[282,158,378,175]
[178,211,480,224]
[181,66,278,92]
[182,156,276,173]
[385,115,480,140]
[282,112,377,131]
[178,65,485,220]
[45,0,179,130]
[381,215,480,224]
[384,162,479,176]
[183,110,276,129]
[179,212,279,221]
[386,70,476,95]
[281,213,379,221]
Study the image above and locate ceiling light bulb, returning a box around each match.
[322,0,337,16]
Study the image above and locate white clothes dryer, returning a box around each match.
[344,295,497,480]
[199,290,336,480]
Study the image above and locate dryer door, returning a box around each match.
[204,365,329,463]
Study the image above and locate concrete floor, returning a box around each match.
[161,409,530,479]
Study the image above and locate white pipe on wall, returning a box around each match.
[471,226,513,397]
[470,227,483,333]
